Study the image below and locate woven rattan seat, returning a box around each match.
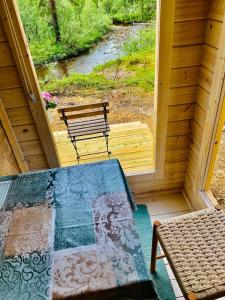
[151,208,225,300]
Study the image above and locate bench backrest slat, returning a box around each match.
[58,102,109,114]
[60,109,109,121]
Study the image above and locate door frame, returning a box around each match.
[191,60,225,209]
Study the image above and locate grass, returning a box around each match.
[43,73,116,93]
[42,50,155,94]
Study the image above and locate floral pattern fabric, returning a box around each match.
[93,192,149,284]
[4,205,53,256]
[0,159,158,300]
[53,246,116,298]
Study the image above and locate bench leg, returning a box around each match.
[104,134,111,158]
[150,220,161,272]
[72,139,80,164]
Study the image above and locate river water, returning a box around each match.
[36,24,147,82]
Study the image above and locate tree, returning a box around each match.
[48,0,61,43]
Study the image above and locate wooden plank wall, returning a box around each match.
[0,123,20,175]
[128,0,212,194]
[164,0,210,186]
[0,18,48,173]
[184,0,225,207]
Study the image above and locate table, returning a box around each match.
[0,159,158,299]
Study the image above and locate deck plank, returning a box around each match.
[54,122,154,173]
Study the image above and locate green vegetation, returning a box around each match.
[17,0,156,64]
[43,73,116,92]
[123,26,155,54]
[105,0,156,24]
[43,27,155,93]
[18,0,111,64]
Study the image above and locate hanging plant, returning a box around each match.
[41,92,59,110]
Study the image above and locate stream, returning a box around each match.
[36,24,147,82]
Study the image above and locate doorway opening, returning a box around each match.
[209,97,225,207]
[210,129,225,203]
[17,0,157,174]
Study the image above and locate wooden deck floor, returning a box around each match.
[53,121,154,173]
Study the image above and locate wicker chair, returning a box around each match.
[58,102,111,163]
[151,206,225,300]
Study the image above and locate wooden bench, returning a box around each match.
[151,206,225,300]
[58,102,111,163]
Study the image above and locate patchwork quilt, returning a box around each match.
[0,159,158,299]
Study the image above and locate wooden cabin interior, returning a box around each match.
[1,0,224,207]
[1,0,225,299]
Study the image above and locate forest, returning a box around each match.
[17,0,156,64]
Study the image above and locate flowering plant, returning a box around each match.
[41,92,59,110]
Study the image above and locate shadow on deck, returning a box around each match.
[53,121,154,173]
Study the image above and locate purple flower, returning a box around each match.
[42,91,60,110]
[42,92,52,101]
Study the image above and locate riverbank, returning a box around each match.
[31,25,111,66]
[31,23,150,66]
[40,25,155,132]
[43,49,155,91]
[42,49,155,132]
[36,25,148,82]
